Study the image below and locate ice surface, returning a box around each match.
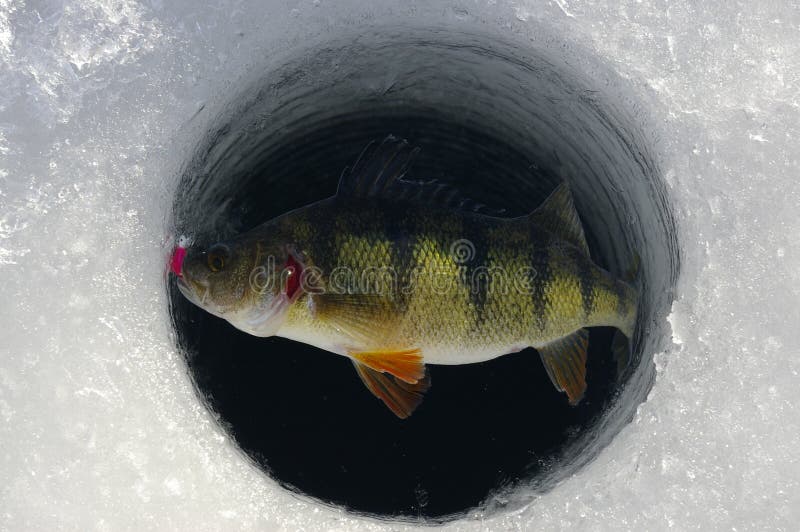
[1,0,799,530]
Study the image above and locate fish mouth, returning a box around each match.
[177,276,209,307]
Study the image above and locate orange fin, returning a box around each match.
[353,361,430,419]
[537,328,589,405]
[349,348,425,384]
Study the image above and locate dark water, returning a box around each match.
[169,27,679,521]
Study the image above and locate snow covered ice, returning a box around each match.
[1,0,799,530]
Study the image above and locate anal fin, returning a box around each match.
[353,361,430,419]
[537,328,589,405]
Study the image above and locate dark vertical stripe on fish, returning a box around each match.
[615,280,628,317]
[577,255,595,321]
[530,228,549,333]
[388,210,416,313]
[461,215,489,326]
[306,204,335,272]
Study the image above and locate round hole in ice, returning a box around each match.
[168,27,679,521]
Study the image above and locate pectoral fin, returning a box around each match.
[312,293,396,346]
[537,328,589,405]
[349,348,425,384]
[353,360,430,419]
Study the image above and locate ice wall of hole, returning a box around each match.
[168,27,679,520]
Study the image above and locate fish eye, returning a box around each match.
[207,244,230,272]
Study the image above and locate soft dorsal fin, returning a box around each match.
[386,178,506,216]
[337,136,505,216]
[528,183,590,255]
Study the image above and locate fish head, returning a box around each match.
[172,235,301,336]
[174,239,255,316]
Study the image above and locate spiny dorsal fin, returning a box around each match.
[353,360,430,419]
[337,135,420,198]
[337,136,505,215]
[529,183,590,255]
[537,328,589,405]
